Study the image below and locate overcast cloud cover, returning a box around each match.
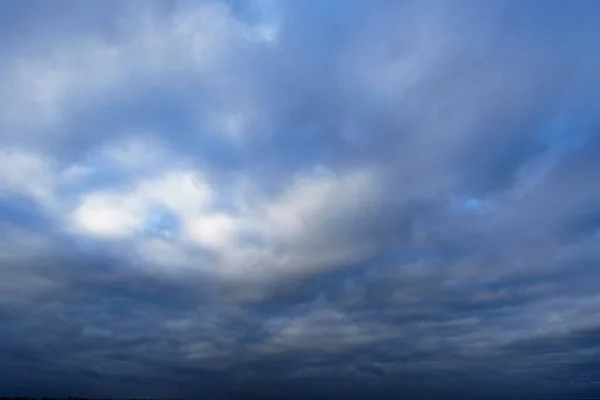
[2,1,600,399]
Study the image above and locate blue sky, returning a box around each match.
[2,1,600,399]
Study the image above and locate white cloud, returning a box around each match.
[260,167,377,241]
[186,212,236,249]
[0,147,57,205]
[72,191,145,238]
[139,170,213,216]
[69,168,213,238]
[0,1,275,144]
[230,166,383,278]
[183,166,383,283]
[62,160,381,286]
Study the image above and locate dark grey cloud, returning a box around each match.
[2,1,600,399]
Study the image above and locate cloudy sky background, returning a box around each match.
[2,1,600,399]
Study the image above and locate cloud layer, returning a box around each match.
[2,1,600,399]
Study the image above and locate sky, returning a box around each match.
[1,1,600,399]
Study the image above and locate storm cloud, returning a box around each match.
[2,1,600,399]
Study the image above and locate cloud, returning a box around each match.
[354,363,387,377]
[2,1,600,399]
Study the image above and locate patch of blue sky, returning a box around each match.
[464,196,486,213]
[450,194,490,216]
[140,204,180,239]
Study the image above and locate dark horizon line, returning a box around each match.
[0,397,185,400]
